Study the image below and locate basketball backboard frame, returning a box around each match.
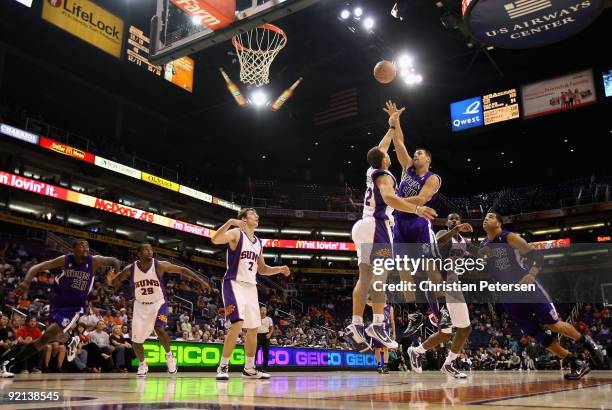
[149,0,319,65]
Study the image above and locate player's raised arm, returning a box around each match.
[92,255,121,272]
[107,264,132,289]
[257,253,290,277]
[436,223,473,245]
[376,174,437,220]
[157,261,212,292]
[16,256,65,298]
[386,101,412,170]
[211,219,245,246]
[378,100,405,154]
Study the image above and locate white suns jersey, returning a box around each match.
[225,231,262,285]
[362,167,397,221]
[132,259,166,303]
[450,234,468,258]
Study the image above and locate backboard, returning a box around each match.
[149,0,319,65]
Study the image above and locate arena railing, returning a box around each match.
[45,231,73,254]
[25,117,180,184]
[172,295,194,314]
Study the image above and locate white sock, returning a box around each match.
[352,315,363,325]
[445,351,458,364]
[415,344,427,354]
[166,351,173,358]
[220,357,230,367]
[245,356,255,369]
[140,360,147,365]
[373,314,384,324]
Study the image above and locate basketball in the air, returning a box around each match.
[373,60,396,84]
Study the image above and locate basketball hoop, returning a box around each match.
[232,23,287,87]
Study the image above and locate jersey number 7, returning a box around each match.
[364,188,373,207]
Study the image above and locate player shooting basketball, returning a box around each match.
[346,102,437,353]
[385,102,449,338]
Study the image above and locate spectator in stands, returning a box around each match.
[522,350,535,371]
[76,323,99,373]
[42,341,66,373]
[110,325,131,373]
[509,352,521,370]
[121,325,130,341]
[181,316,192,334]
[15,316,43,374]
[0,314,13,357]
[88,320,114,372]
[79,306,102,331]
[0,258,12,274]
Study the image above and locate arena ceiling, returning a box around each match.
[0,1,610,196]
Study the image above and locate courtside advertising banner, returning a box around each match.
[94,156,142,179]
[0,172,212,238]
[0,171,576,254]
[179,185,213,203]
[464,0,604,49]
[39,137,95,163]
[261,239,356,252]
[42,0,124,58]
[521,69,597,119]
[0,123,39,144]
[141,172,180,192]
[134,341,376,369]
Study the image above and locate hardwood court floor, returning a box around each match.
[1,370,611,409]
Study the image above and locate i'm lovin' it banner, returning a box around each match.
[0,171,571,253]
[0,172,358,252]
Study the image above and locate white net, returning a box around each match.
[232,24,287,87]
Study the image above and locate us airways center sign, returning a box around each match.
[463,0,604,49]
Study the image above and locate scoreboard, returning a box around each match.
[482,88,519,125]
[126,26,162,76]
[126,25,194,92]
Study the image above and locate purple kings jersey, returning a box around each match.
[395,167,440,220]
[52,254,95,309]
[480,230,527,283]
[363,167,397,221]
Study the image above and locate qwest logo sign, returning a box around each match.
[450,97,483,132]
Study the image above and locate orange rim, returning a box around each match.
[232,23,287,53]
